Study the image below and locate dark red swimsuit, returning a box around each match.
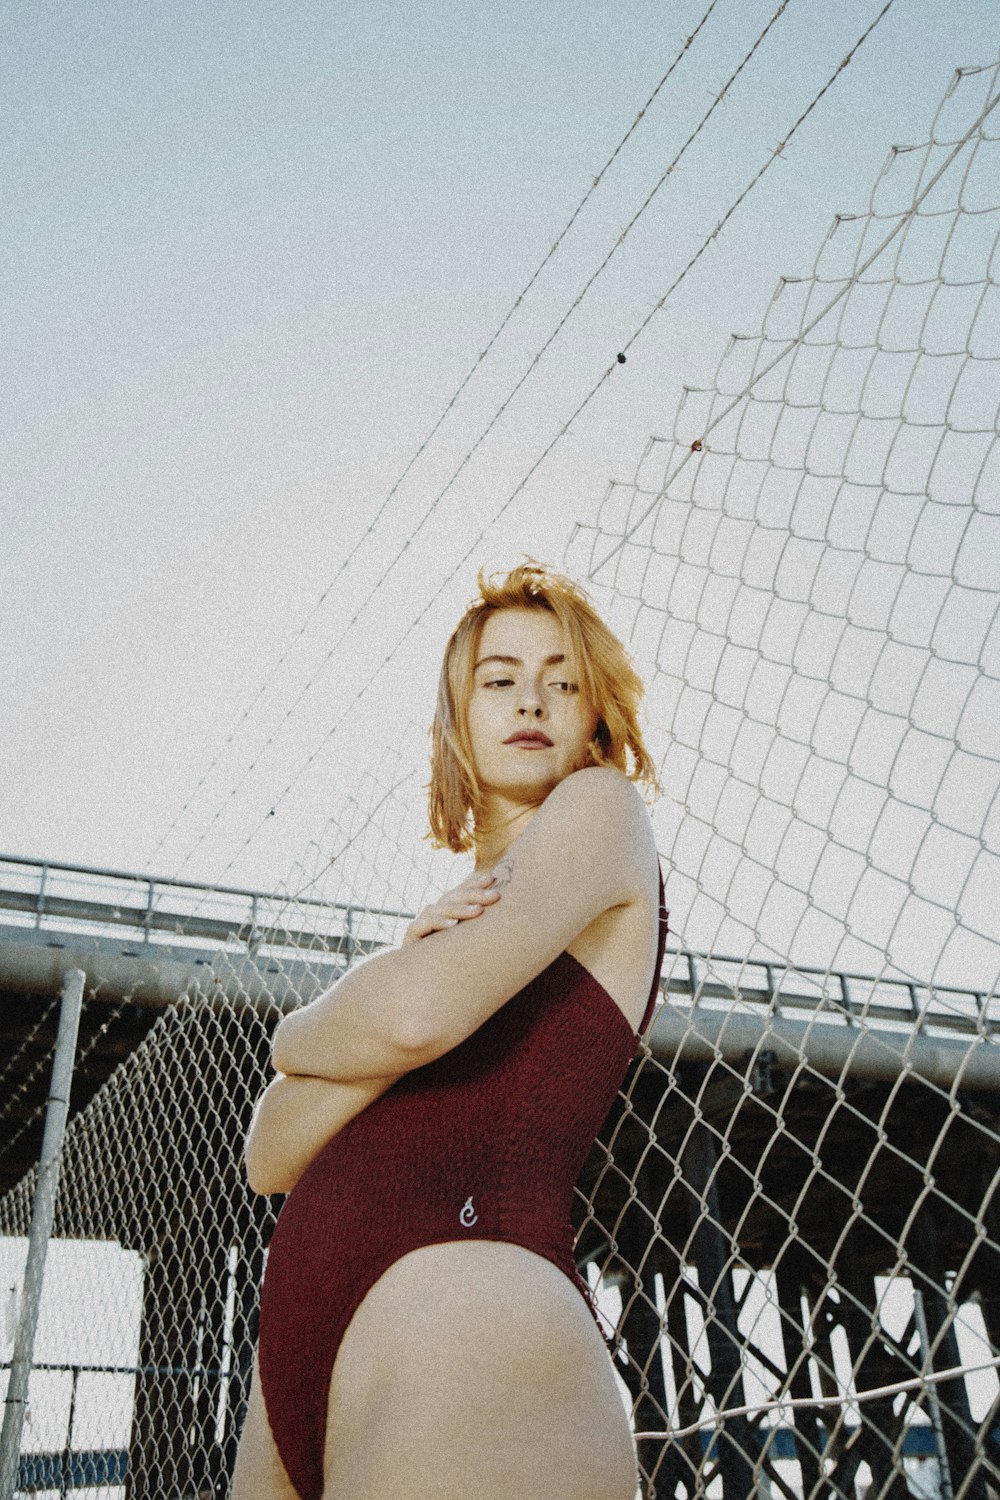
[258,872,668,1500]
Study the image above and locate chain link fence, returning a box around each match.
[1,918,997,1499]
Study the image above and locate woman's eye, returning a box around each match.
[550,681,578,693]
[485,677,514,688]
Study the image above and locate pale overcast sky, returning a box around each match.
[3,0,997,909]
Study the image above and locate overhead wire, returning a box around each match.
[158,0,903,916]
[162,0,808,885]
[145,0,726,877]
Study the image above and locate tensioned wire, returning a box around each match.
[158,0,887,907]
[0,994,63,1177]
[631,1352,1000,1441]
[144,0,726,878]
[154,0,796,885]
[0,994,60,1101]
[168,0,900,910]
[0,994,134,1178]
[284,768,416,904]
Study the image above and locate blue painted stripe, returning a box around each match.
[17,1449,128,1489]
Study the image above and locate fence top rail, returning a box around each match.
[0,852,413,922]
[0,855,992,1030]
[666,947,992,1007]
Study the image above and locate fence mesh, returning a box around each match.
[2,50,999,1500]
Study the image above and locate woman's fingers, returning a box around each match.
[402,875,500,943]
[445,888,500,919]
[432,897,495,925]
[436,875,499,918]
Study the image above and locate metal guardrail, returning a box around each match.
[0,853,995,1038]
[0,852,413,953]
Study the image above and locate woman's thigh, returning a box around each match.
[321,1241,637,1500]
[324,1390,636,1500]
[231,1351,300,1500]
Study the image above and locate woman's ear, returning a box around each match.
[592,717,611,757]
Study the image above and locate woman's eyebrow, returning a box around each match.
[475,655,519,669]
[474,653,567,670]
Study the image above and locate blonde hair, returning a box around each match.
[428,562,659,852]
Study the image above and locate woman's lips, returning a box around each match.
[504,732,554,747]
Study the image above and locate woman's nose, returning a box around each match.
[517,682,544,716]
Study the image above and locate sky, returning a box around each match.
[3,0,998,908]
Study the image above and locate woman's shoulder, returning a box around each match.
[541,767,657,891]
[546,764,651,829]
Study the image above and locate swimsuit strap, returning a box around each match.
[636,865,668,1039]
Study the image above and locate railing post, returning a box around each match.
[36,864,48,929]
[58,1364,79,1500]
[839,971,855,1024]
[908,982,921,1024]
[686,951,699,1002]
[0,968,85,1500]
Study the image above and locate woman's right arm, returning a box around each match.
[244,1072,398,1195]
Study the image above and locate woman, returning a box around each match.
[232,562,666,1500]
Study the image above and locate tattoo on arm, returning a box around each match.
[491,856,515,889]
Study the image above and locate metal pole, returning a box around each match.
[0,968,84,1500]
[913,1290,955,1500]
[58,1366,79,1500]
[681,1118,757,1500]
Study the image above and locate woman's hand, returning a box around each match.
[402,872,500,945]
[245,1071,400,1195]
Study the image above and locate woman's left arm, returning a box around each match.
[273,767,656,1082]
[244,1071,400,1194]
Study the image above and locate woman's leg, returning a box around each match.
[319,1244,637,1500]
[231,1350,300,1500]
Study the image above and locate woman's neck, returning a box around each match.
[472,794,541,872]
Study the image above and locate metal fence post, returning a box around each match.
[913,1289,955,1500]
[0,968,84,1500]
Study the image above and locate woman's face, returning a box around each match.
[465,607,599,810]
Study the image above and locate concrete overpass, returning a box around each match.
[1,851,996,1200]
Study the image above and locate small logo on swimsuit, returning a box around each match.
[459,1196,478,1227]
